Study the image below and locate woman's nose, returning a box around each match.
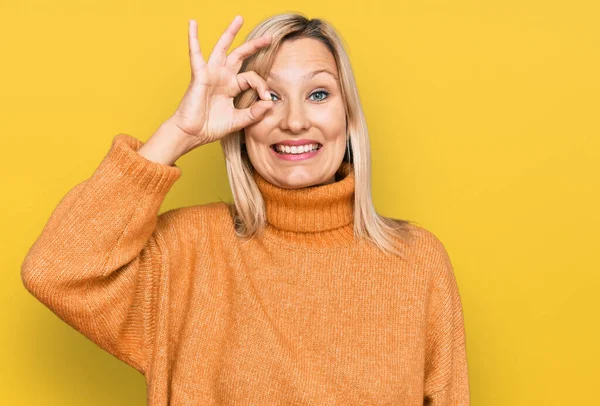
[279,98,310,133]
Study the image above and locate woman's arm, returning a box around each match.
[21,132,182,374]
[423,234,471,405]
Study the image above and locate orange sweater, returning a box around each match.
[21,133,470,405]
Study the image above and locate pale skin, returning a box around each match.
[244,38,347,189]
[138,16,347,189]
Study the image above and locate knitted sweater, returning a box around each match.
[21,133,470,405]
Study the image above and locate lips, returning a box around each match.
[269,142,323,161]
[270,142,323,155]
[269,139,322,147]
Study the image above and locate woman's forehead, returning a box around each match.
[267,68,338,83]
[270,38,335,68]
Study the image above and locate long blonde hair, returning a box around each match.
[219,12,416,258]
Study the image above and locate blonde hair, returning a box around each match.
[220,12,416,258]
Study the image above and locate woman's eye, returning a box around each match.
[268,90,330,103]
[309,90,330,102]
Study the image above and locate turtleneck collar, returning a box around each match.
[252,161,356,250]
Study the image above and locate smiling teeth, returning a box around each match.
[275,144,320,154]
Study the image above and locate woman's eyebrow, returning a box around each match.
[268,69,339,82]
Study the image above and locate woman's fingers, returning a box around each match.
[227,34,272,73]
[208,15,244,66]
[235,71,271,101]
[229,70,273,132]
[231,99,273,133]
[188,20,206,75]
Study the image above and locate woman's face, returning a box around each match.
[244,38,347,189]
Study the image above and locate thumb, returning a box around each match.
[232,100,273,132]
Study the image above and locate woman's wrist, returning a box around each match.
[137,119,193,166]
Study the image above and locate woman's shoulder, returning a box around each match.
[158,201,231,221]
[384,218,452,265]
[155,201,234,240]
[401,222,456,282]
[404,222,447,249]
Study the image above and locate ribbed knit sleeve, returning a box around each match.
[423,235,471,405]
[20,133,182,374]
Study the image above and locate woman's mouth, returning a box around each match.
[270,143,323,161]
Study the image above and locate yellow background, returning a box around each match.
[2,1,599,404]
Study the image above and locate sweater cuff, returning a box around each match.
[100,133,183,195]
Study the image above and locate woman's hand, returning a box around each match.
[171,16,274,148]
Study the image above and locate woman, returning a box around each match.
[21,13,470,405]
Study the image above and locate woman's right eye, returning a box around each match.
[255,92,277,102]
